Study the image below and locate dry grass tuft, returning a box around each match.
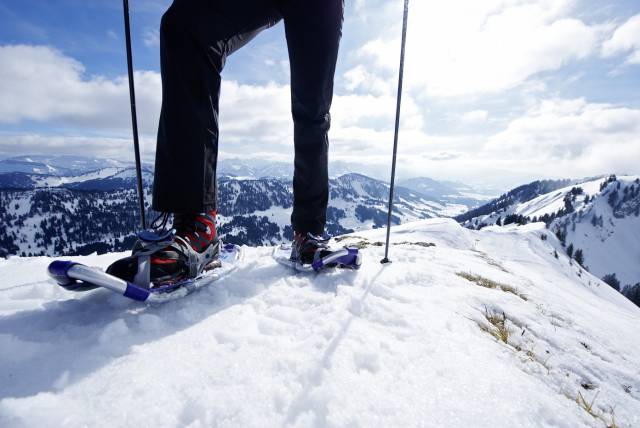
[576,391,600,419]
[349,240,376,249]
[479,308,511,344]
[395,241,436,248]
[334,235,367,242]
[334,236,435,249]
[575,391,618,428]
[457,272,528,301]
[471,250,510,272]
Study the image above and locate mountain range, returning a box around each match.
[0,155,486,258]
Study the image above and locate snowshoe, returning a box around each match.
[47,211,242,303]
[274,232,362,272]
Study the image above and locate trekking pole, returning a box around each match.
[123,0,147,230]
[381,0,409,264]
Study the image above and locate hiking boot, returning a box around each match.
[290,231,332,265]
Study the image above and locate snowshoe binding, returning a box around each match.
[107,211,220,288]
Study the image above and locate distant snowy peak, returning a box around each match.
[399,176,492,208]
[0,154,155,191]
[0,167,153,190]
[0,154,133,176]
[217,158,382,180]
[330,173,469,218]
[399,176,461,197]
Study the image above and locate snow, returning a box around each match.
[515,178,604,218]
[32,167,123,188]
[0,219,639,427]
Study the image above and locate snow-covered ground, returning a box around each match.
[0,219,638,427]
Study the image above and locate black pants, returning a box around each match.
[152,0,343,235]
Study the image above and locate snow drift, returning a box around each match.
[0,219,638,427]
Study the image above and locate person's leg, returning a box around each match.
[281,0,344,235]
[153,0,281,214]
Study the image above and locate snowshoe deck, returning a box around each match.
[47,244,242,303]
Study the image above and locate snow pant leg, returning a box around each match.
[282,0,344,235]
[153,0,281,214]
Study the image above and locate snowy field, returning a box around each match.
[0,219,638,427]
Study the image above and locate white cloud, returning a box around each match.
[357,0,603,97]
[0,45,162,134]
[342,65,393,96]
[484,98,640,176]
[461,110,489,123]
[218,81,292,150]
[0,133,156,163]
[143,28,160,48]
[107,30,119,41]
[329,96,640,185]
[602,13,640,64]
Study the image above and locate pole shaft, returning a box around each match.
[123,0,146,230]
[381,0,409,263]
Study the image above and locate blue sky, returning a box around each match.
[0,0,639,188]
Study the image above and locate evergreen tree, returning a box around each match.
[607,189,619,208]
[566,243,574,258]
[574,248,584,266]
[602,273,621,291]
[563,194,574,213]
[622,283,640,307]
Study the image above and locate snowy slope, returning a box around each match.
[459,175,640,291]
[1,220,639,427]
[514,179,604,218]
